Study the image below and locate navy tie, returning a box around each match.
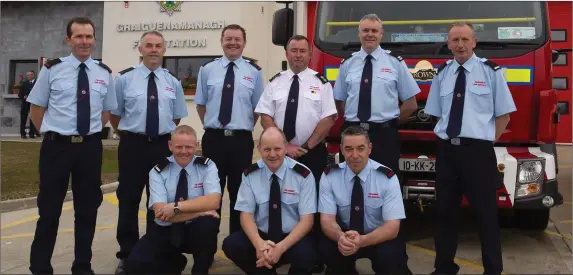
[146,72,159,137]
[77,63,90,136]
[268,174,282,243]
[349,176,364,234]
[357,55,373,122]
[170,169,188,248]
[283,74,299,142]
[218,62,235,126]
[446,66,466,138]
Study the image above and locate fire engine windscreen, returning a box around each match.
[315,1,546,56]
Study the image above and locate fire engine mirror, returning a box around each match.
[272,8,294,47]
[558,101,569,115]
[552,50,560,63]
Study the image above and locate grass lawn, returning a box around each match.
[1,142,119,201]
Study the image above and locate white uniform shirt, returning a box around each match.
[255,68,337,146]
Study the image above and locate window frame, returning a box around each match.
[551,29,567,42]
[8,59,39,94]
[552,77,569,90]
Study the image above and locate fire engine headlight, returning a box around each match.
[518,160,543,184]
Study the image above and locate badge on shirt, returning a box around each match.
[380,68,392,73]
[243,76,253,83]
[473,81,487,87]
[165,87,174,93]
[94,79,105,85]
[309,85,320,94]
[283,188,296,195]
[193,183,203,189]
[367,192,380,198]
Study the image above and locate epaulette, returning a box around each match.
[163,68,177,78]
[340,52,356,65]
[323,163,341,175]
[269,72,281,82]
[480,58,501,71]
[246,60,262,71]
[118,67,135,75]
[96,61,112,73]
[243,163,260,176]
[376,166,395,178]
[314,73,328,84]
[386,50,404,62]
[436,60,452,75]
[202,57,220,67]
[193,156,210,165]
[43,58,62,69]
[293,163,311,178]
[153,158,171,173]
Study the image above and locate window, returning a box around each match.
[554,52,568,66]
[552,77,568,90]
[9,60,38,94]
[162,56,258,95]
[551,29,567,42]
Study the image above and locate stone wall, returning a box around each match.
[0,1,103,135]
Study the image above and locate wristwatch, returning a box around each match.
[173,201,180,215]
[301,142,310,150]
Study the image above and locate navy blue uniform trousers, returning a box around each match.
[124,216,219,274]
[222,230,316,274]
[30,132,103,274]
[318,228,411,275]
[115,132,171,260]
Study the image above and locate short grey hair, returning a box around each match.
[139,30,166,47]
[359,14,383,29]
[450,21,476,37]
[171,125,197,140]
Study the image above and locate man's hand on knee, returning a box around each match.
[338,234,358,256]
[255,239,275,269]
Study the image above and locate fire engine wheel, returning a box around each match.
[514,209,551,230]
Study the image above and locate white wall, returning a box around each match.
[102,1,295,142]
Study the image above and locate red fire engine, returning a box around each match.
[271,1,566,230]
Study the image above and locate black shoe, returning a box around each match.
[312,263,325,273]
[21,135,27,139]
[115,259,126,275]
[29,135,36,139]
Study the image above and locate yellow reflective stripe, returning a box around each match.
[502,68,532,84]
[324,67,532,84]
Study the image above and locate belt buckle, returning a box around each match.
[450,138,460,146]
[359,122,370,130]
[71,136,84,143]
[224,130,234,136]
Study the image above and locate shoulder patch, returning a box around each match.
[480,59,501,71]
[246,60,262,71]
[243,163,260,176]
[323,163,341,175]
[153,158,171,173]
[43,58,62,69]
[386,50,404,62]
[96,61,112,73]
[194,156,210,165]
[269,72,282,82]
[202,57,220,67]
[293,164,311,178]
[376,166,395,178]
[314,73,328,84]
[340,52,356,65]
[118,67,135,75]
[163,68,178,78]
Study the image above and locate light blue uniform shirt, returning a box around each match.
[333,46,420,123]
[148,155,221,226]
[424,54,517,141]
[111,63,188,135]
[235,157,317,234]
[27,54,117,135]
[318,159,406,234]
[195,56,264,131]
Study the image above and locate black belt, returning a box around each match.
[44,131,100,143]
[121,131,171,142]
[344,118,399,131]
[205,128,251,137]
[438,137,493,146]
